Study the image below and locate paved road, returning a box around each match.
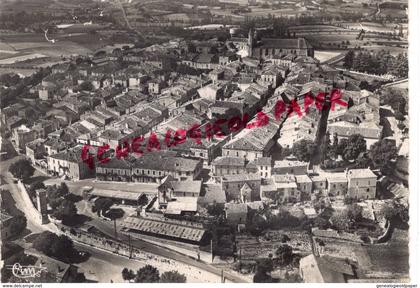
[0,156,53,234]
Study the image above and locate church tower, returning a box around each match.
[247,28,254,57]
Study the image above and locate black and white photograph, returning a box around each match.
[0,0,417,285]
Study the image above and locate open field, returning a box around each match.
[314,50,342,63]
[0,53,47,65]
[361,45,407,56]
[0,32,99,66]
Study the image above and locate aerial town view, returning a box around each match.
[0,0,411,284]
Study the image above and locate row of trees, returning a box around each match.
[343,50,408,78]
[248,207,309,236]
[33,231,81,263]
[0,189,27,238]
[121,266,186,283]
[0,68,51,108]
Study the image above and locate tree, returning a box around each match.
[256,258,273,274]
[104,208,124,220]
[80,81,94,91]
[248,214,268,236]
[47,183,70,210]
[380,87,407,114]
[52,199,77,220]
[280,146,293,159]
[313,216,330,229]
[394,111,405,122]
[138,194,148,207]
[8,215,27,236]
[253,271,274,283]
[160,271,187,283]
[341,134,366,161]
[33,231,78,262]
[135,265,160,283]
[347,203,363,222]
[122,268,135,281]
[9,159,35,180]
[391,53,408,78]
[343,50,354,69]
[275,245,293,266]
[380,201,408,222]
[292,140,316,162]
[92,197,114,217]
[330,211,350,231]
[50,235,76,260]
[369,139,398,174]
[207,203,225,217]
[253,259,274,283]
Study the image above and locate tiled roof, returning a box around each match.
[222,173,261,182]
[347,168,377,179]
[213,156,245,167]
[328,121,382,139]
[122,216,206,242]
[133,153,201,172]
[91,188,143,201]
[169,180,202,194]
[199,183,226,204]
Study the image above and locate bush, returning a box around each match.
[9,159,34,180]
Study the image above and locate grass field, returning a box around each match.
[365,228,409,275]
[0,32,99,66]
[314,50,342,63]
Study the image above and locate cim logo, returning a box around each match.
[7,263,47,278]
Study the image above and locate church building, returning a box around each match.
[231,28,314,59]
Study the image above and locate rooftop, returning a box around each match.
[122,216,205,242]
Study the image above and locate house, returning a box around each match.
[326,173,348,197]
[211,156,246,181]
[148,80,166,94]
[131,153,203,183]
[47,145,95,180]
[261,174,300,203]
[44,138,67,156]
[26,138,46,163]
[328,121,382,149]
[197,83,226,101]
[246,157,272,178]
[310,175,327,193]
[198,183,226,205]
[165,197,199,216]
[299,254,356,283]
[225,202,248,225]
[346,168,377,199]
[273,159,308,175]
[260,64,284,88]
[95,157,133,182]
[295,174,313,199]
[170,180,202,198]
[221,173,261,202]
[12,125,37,152]
[222,118,278,162]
